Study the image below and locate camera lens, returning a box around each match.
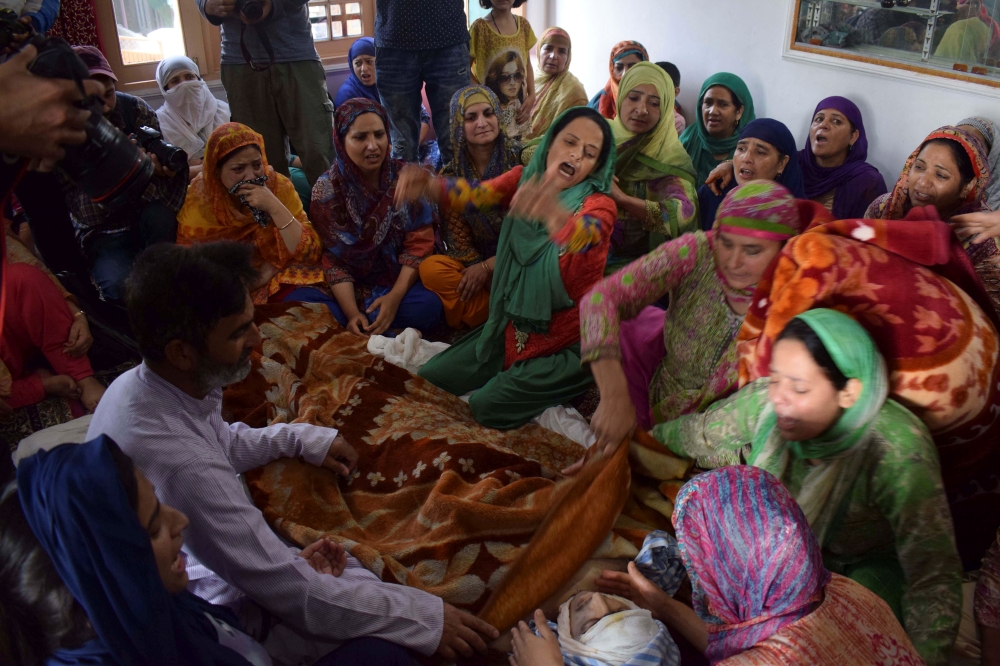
[241,0,264,21]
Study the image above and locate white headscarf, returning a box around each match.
[155,56,230,161]
[556,594,660,666]
[958,117,1000,211]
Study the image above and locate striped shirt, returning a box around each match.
[87,364,444,655]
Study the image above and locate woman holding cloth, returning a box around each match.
[680,73,756,185]
[526,27,588,140]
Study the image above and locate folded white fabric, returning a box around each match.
[366,328,450,375]
[556,595,660,666]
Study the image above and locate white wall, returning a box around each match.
[543,0,999,183]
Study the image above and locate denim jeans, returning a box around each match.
[375,42,470,164]
[87,201,178,300]
[284,282,443,334]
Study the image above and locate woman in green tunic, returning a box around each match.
[652,309,961,666]
[605,61,699,271]
[679,72,756,185]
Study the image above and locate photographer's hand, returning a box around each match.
[204,0,236,18]
[0,45,105,161]
[142,151,177,179]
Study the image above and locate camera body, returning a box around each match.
[0,8,30,49]
[26,36,154,211]
[133,126,188,173]
[235,0,265,22]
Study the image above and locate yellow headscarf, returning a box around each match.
[526,27,588,140]
[609,61,695,184]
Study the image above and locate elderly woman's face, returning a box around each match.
[218,145,265,190]
[165,69,199,91]
[612,54,641,82]
[540,39,569,75]
[463,101,499,147]
[733,138,789,185]
[620,83,661,135]
[499,60,523,101]
[569,592,631,639]
[344,111,389,177]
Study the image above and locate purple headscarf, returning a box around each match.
[797,96,887,219]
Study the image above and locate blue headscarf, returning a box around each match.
[698,118,805,230]
[334,37,379,107]
[17,437,252,666]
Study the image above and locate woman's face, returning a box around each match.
[809,108,858,163]
[499,60,523,101]
[544,116,603,191]
[352,54,376,86]
[620,83,661,135]
[713,230,783,291]
[490,0,514,9]
[733,138,790,185]
[218,145,265,191]
[344,112,389,178]
[702,85,742,139]
[569,591,630,639]
[907,142,975,216]
[463,101,499,147]
[768,338,859,442]
[540,39,570,75]
[165,69,199,91]
[612,53,641,82]
[135,468,190,595]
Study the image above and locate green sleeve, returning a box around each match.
[650,378,769,467]
[870,402,962,666]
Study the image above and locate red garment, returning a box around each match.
[1,263,93,409]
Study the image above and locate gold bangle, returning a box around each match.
[276,216,297,231]
[73,310,85,318]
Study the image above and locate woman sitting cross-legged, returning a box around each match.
[0,436,411,666]
[176,123,332,310]
[580,181,812,453]
[311,99,442,336]
[395,107,617,429]
[605,61,699,271]
[698,119,805,230]
[418,85,520,329]
[651,309,963,665]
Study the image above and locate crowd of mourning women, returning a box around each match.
[2,0,1000,663]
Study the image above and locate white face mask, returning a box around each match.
[162,78,217,131]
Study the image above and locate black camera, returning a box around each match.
[235,0,265,22]
[0,8,31,50]
[134,126,188,173]
[26,36,153,212]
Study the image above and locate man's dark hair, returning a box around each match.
[656,61,681,88]
[125,242,258,362]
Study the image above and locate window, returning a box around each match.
[95,0,219,88]
[787,0,1000,92]
[311,0,374,64]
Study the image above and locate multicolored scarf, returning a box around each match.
[711,181,806,310]
[868,125,990,222]
[594,40,648,120]
[673,465,830,664]
[798,96,886,218]
[476,107,616,363]
[527,27,589,140]
[679,72,756,184]
[609,61,695,185]
[311,98,427,288]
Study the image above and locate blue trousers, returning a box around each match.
[375,42,470,164]
[86,201,178,300]
[313,637,412,666]
[284,282,443,334]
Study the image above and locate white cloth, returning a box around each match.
[86,364,444,655]
[366,332,597,448]
[12,414,92,467]
[155,57,230,162]
[366,328,450,375]
[556,595,661,666]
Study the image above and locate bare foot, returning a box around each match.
[41,374,81,399]
[78,376,105,412]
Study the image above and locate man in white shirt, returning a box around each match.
[87,241,497,664]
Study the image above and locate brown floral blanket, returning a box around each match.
[226,303,648,621]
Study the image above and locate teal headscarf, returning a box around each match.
[475,107,617,363]
[679,72,756,184]
[750,308,888,463]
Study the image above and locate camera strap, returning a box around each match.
[240,22,276,72]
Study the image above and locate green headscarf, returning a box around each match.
[610,61,695,185]
[475,107,617,363]
[679,72,756,184]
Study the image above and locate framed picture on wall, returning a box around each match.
[784,0,1000,95]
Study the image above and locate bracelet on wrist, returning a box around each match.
[276,215,297,231]
[73,310,86,318]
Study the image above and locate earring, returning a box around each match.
[777,171,784,178]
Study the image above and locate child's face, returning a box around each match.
[569,591,631,638]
